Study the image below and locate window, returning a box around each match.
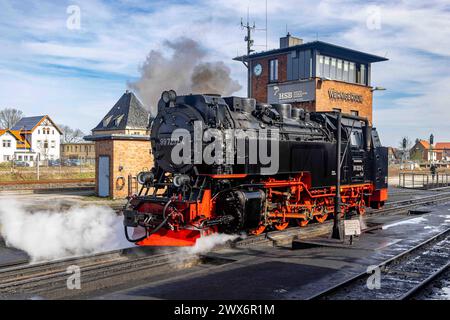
[333,108,342,113]
[24,156,28,161]
[330,58,337,79]
[52,130,55,134]
[2,140,11,148]
[51,140,56,148]
[323,56,330,78]
[337,59,343,80]
[359,64,366,85]
[351,110,359,116]
[349,62,356,83]
[44,141,48,149]
[316,54,365,84]
[343,61,349,82]
[38,130,40,134]
[18,155,23,161]
[316,55,324,77]
[269,59,278,82]
[4,156,10,161]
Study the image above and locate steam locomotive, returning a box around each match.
[123,90,388,246]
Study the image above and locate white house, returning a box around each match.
[0,130,19,162]
[11,115,62,162]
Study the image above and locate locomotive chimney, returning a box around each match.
[280,33,303,49]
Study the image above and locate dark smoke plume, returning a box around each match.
[128,38,242,115]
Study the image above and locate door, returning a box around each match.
[98,156,110,197]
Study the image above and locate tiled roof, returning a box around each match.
[93,91,151,132]
[0,129,30,149]
[435,142,450,150]
[418,140,430,149]
[11,116,45,131]
[11,115,62,134]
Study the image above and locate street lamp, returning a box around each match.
[371,86,386,92]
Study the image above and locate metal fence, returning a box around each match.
[0,157,95,181]
[399,172,450,189]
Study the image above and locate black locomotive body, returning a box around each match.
[124,91,388,246]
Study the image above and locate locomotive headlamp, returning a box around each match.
[173,174,190,187]
[168,90,177,102]
[137,171,154,186]
[161,91,171,103]
[161,90,177,105]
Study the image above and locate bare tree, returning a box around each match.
[399,136,412,151]
[0,108,23,129]
[59,124,85,143]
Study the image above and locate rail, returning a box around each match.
[398,172,450,189]
[308,228,450,300]
[2,191,450,298]
[0,178,95,186]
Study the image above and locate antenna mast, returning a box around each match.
[241,14,256,98]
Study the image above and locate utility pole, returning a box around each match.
[401,137,407,170]
[36,153,40,180]
[240,16,255,98]
[429,133,434,164]
[332,112,342,240]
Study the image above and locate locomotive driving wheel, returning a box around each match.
[296,209,311,227]
[274,221,289,231]
[356,199,366,215]
[313,202,328,223]
[296,219,309,227]
[249,224,266,235]
[272,210,289,231]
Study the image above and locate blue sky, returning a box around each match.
[0,0,449,147]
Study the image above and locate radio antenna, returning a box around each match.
[240,9,256,98]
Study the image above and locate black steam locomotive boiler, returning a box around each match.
[124,90,388,246]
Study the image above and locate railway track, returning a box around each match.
[0,178,94,186]
[1,191,449,298]
[309,228,450,300]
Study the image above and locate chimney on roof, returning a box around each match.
[280,33,303,49]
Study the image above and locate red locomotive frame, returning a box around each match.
[131,173,387,246]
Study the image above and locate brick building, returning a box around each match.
[410,140,436,162]
[85,91,153,199]
[234,34,388,123]
[435,142,450,162]
[60,141,95,161]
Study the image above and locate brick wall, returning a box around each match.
[95,139,153,199]
[249,56,374,122]
[315,79,373,123]
[251,53,288,103]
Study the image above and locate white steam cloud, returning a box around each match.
[0,200,130,262]
[128,38,242,115]
[183,233,239,256]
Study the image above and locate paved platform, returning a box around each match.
[0,186,448,299]
[88,202,450,300]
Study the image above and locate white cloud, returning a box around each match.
[0,0,448,146]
